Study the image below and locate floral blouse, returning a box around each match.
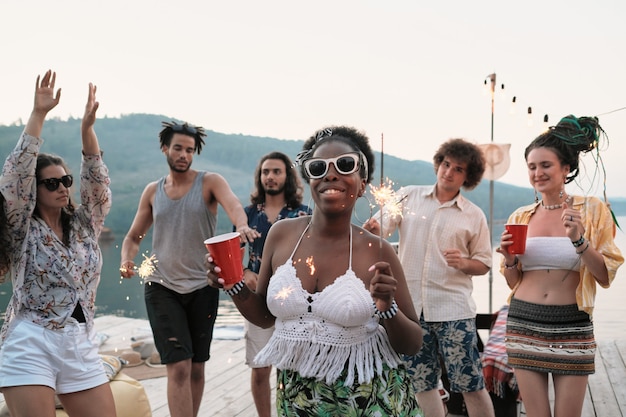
[0,132,111,342]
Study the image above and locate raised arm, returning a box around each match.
[25,70,61,139]
[0,71,61,238]
[81,83,100,155]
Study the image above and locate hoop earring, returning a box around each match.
[534,189,539,204]
[352,195,374,225]
[306,196,314,213]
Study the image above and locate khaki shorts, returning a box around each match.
[245,320,274,368]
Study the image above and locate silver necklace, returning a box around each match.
[541,195,572,210]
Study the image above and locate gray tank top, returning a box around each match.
[146,171,217,293]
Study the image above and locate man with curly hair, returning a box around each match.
[365,138,495,417]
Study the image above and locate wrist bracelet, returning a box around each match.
[572,235,585,248]
[576,242,590,255]
[504,256,519,269]
[374,300,399,320]
[225,280,245,296]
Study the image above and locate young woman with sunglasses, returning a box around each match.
[0,71,116,417]
[206,126,423,416]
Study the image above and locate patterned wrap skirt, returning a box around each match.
[275,363,423,417]
[505,298,596,375]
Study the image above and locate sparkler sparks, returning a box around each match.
[369,178,405,220]
[136,254,158,279]
[306,256,316,276]
[274,285,295,300]
[120,253,159,281]
[369,177,406,256]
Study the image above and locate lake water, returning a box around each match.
[1,217,625,340]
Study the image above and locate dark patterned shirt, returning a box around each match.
[240,203,311,273]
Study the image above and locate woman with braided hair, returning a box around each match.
[497,115,623,417]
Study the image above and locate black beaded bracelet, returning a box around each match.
[374,300,399,320]
[576,242,590,255]
[225,280,245,296]
[572,235,585,248]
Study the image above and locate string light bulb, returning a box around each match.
[543,114,549,130]
[527,107,533,127]
[499,83,507,101]
[510,96,517,114]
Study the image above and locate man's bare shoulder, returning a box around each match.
[200,171,227,183]
[142,180,159,194]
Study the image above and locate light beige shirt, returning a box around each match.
[377,185,492,321]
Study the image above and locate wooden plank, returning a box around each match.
[587,340,621,417]
[581,384,596,417]
[598,340,626,416]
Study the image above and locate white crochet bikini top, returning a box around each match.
[254,222,401,386]
[518,237,581,272]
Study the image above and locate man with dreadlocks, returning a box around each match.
[120,121,259,417]
[497,115,623,417]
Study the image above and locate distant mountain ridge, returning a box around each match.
[1,114,624,239]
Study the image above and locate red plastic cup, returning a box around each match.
[204,232,243,285]
[505,224,528,255]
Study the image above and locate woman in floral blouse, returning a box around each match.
[0,70,116,417]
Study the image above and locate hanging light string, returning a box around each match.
[483,75,623,229]
[483,76,552,128]
[595,106,626,117]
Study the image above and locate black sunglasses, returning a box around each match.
[37,174,73,191]
[303,153,362,179]
[170,124,198,135]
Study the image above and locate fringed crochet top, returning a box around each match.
[254,223,401,386]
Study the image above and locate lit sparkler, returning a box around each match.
[136,254,158,279]
[120,253,159,281]
[369,177,406,257]
[369,178,404,220]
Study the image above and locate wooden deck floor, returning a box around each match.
[95,315,626,417]
[93,314,274,417]
[1,314,625,416]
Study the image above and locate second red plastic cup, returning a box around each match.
[204,232,243,285]
[505,224,528,255]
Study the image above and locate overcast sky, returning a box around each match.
[2,0,625,198]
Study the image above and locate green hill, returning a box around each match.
[2,114,624,241]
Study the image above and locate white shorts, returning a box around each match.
[0,318,108,394]
[244,319,274,368]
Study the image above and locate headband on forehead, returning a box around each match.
[316,128,333,142]
[294,127,335,168]
[294,139,369,182]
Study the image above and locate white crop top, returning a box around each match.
[518,237,581,272]
[254,223,401,386]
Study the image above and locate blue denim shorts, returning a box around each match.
[402,315,485,393]
[0,318,108,393]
